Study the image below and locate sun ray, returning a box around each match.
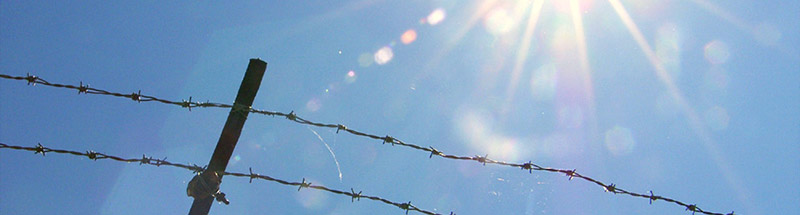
[570,0,591,78]
[449,0,500,46]
[608,0,751,209]
[569,0,599,143]
[686,0,751,32]
[415,0,499,82]
[502,0,545,108]
[687,0,795,59]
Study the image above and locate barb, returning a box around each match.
[0,74,232,110]
[247,111,734,215]
[0,142,443,215]
[1,73,733,215]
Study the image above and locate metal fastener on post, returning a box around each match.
[188,59,267,215]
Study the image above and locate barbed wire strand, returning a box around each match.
[0,142,442,215]
[1,73,734,215]
[0,73,233,110]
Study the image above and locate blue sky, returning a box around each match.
[1,0,798,214]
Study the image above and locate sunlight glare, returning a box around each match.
[570,0,591,74]
[704,40,731,65]
[419,0,497,74]
[484,7,516,36]
[425,8,446,26]
[455,109,521,161]
[754,22,782,46]
[703,67,729,95]
[604,126,635,156]
[295,179,329,209]
[704,106,730,131]
[552,0,596,13]
[655,91,681,118]
[374,46,394,65]
[231,155,241,165]
[358,52,373,67]
[344,70,357,84]
[611,0,749,203]
[306,98,321,112]
[558,105,584,129]
[569,0,596,128]
[656,23,682,79]
[688,0,751,33]
[505,0,544,108]
[530,64,557,101]
[608,0,687,113]
[401,29,418,44]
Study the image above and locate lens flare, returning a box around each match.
[754,22,781,46]
[656,23,682,79]
[704,106,730,131]
[358,52,373,67]
[484,8,516,35]
[704,40,731,64]
[426,8,446,25]
[344,70,357,84]
[703,66,729,96]
[454,108,521,161]
[558,105,584,129]
[401,29,417,44]
[655,91,680,118]
[374,46,394,65]
[295,179,328,209]
[530,64,557,101]
[505,0,544,107]
[604,126,635,156]
[306,98,321,112]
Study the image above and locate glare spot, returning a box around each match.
[374,46,394,65]
[539,133,579,159]
[344,70,357,84]
[306,98,321,112]
[230,155,241,165]
[357,53,373,67]
[703,66,729,94]
[487,138,519,161]
[704,106,730,131]
[704,40,731,64]
[655,91,680,118]
[426,8,446,26]
[656,23,682,79]
[605,126,635,156]
[754,22,781,46]
[454,109,520,161]
[530,64,557,101]
[338,50,342,55]
[295,179,328,209]
[557,106,584,129]
[401,29,418,45]
[484,8,516,35]
[552,0,597,13]
[550,26,576,57]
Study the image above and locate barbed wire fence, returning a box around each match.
[0,73,735,215]
[0,142,436,215]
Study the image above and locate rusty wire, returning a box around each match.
[1,73,735,215]
[0,142,441,215]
